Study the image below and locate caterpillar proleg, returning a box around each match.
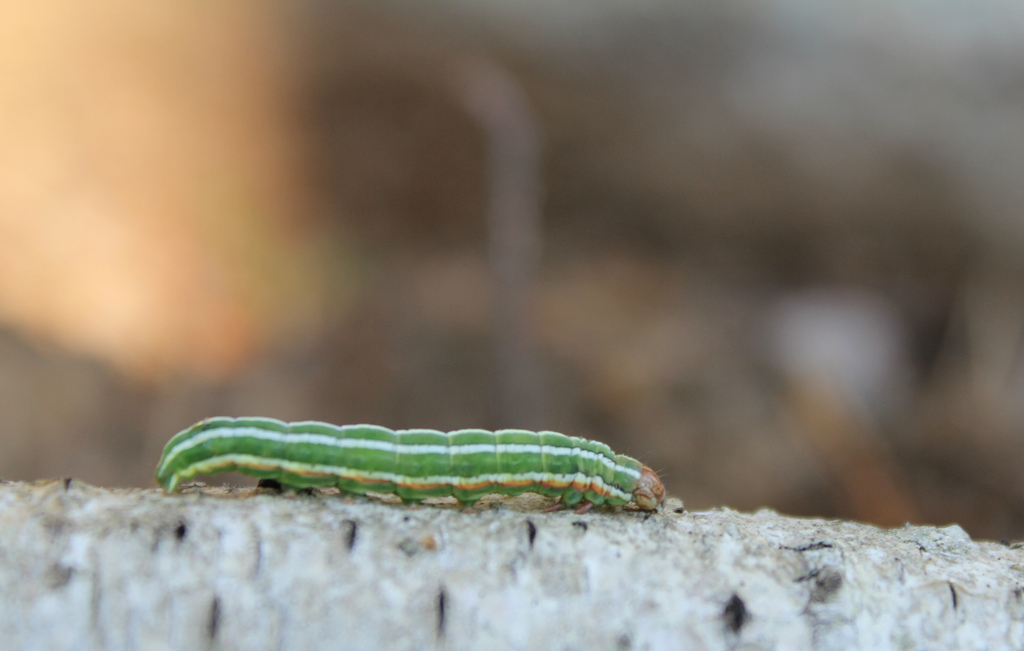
[155,417,666,511]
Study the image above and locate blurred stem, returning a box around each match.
[460,60,547,429]
[788,377,919,526]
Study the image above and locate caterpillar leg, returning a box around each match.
[255,479,318,496]
[573,501,596,515]
[542,499,596,514]
[455,498,480,511]
[337,492,374,504]
[542,487,585,512]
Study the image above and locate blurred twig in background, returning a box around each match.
[461,60,547,429]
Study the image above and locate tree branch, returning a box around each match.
[1,480,1021,650]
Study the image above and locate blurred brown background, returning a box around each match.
[4,0,1024,539]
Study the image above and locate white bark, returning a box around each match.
[1,479,1021,651]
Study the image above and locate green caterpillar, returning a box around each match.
[155,417,666,512]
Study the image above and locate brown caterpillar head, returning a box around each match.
[632,465,666,510]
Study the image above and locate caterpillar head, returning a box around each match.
[633,465,666,510]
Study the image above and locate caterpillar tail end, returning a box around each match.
[156,472,179,493]
[633,465,666,511]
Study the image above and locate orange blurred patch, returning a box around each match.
[0,0,314,379]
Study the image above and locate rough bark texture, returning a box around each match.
[1,479,1021,650]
